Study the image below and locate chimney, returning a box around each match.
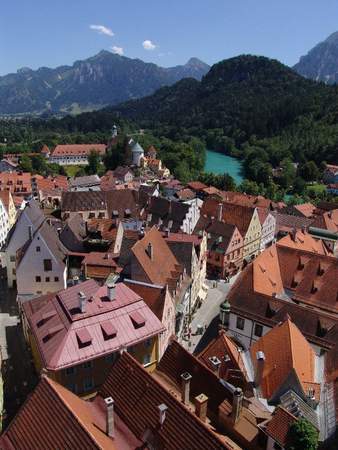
[168,219,173,230]
[254,351,265,387]
[165,227,170,238]
[106,275,119,301]
[28,225,33,241]
[78,291,87,313]
[147,213,152,223]
[231,387,243,423]
[180,372,192,405]
[291,227,297,242]
[217,203,223,222]
[195,394,208,422]
[158,403,168,426]
[73,276,79,285]
[104,397,114,438]
[147,242,153,260]
[208,356,221,377]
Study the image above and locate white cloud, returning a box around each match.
[111,45,124,56]
[142,39,156,51]
[90,24,114,37]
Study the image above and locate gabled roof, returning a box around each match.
[277,230,331,255]
[105,189,140,219]
[0,375,117,450]
[22,279,164,370]
[99,350,234,450]
[293,203,316,218]
[251,319,317,400]
[124,280,168,320]
[272,211,314,234]
[264,407,298,447]
[61,191,107,212]
[187,181,208,191]
[144,196,189,232]
[131,226,182,290]
[312,209,338,233]
[52,144,107,157]
[201,198,256,235]
[70,174,101,188]
[197,331,247,382]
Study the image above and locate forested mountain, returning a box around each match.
[112,55,338,166]
[0,51,209,115]
[294,32,338,84]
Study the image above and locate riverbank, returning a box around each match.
[204,149,244,184]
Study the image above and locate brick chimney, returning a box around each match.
[180,372,192,406]
[254,351,265,387]
[209,356,221,377]
[78,291,87,313]
[106,280,116,301]
[231,387,243,423]
[195,394,208,422]
[104,397,114,438]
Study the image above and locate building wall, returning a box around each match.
[158,289,176,359]
[16,231,67,301]
[228,312,272,349]
[5,211,41,287]
[0,200,9,249]
[190,234,207,310]
[243,209,262,259]
[260,213,276,251]
[182,198,201,234]
[207,228,243,279]
[49,155,90,166]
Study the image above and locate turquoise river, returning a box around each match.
[204,149,244,184]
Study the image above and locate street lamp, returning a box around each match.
[219,300,230,329]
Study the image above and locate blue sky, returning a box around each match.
[1,0,338,75]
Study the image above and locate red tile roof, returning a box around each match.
[1,374,142,450]
[264,407,298,447]
[187,181,208,191]
[0,172,33,196]
[22,279,164,370]
[293,203,316,218]
[52,144,107,157]
[124,280,168,320]
[99,351,235,450]
[251,319,317,400]
[197,331,247,382]
[131,226,182,291]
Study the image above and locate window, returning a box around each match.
[43,259,52,271]
[12,268,16,275]
[82,360,92,369]
[144,338,152,348]
[65,367,75,376]
[254,323,263,337]
[236,317,245,330]
[54,276,59,282]
[36,246,40,252]
[45,277,50,282]
[35,276,41,282]
[10,255,15,262]
[83,378,94,392]
[143,354,151,366]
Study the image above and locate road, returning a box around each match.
[181,276,238,354]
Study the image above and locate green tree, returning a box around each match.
[286,418,318,450]
[299,161,319,182]
[20,154,33,172]
[31,155,47,174]
[87,151,101,175]
[221,173,236,191]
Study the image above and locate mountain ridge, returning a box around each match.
[293,31,338,84]
[0,51,209,115]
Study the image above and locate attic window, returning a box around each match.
[76,329,92,348]
[130,311,146,329]
[291,277,298,288]
[42,324,63,343]
[112,210,119,217]
[101,321,117,340]
[298,257,305,270]
[317,263,325,276]
[37,310,56,328]
[125,208,131,216]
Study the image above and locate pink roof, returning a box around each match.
[23,279,164,370]
[52,144,107,157]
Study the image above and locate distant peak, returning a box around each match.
[17,67,33,74]
[185,57,208,67]
[325,31,338,46]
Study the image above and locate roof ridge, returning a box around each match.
[38,376,102,448]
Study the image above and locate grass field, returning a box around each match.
[63,165,82,177]
[306,183,326,195]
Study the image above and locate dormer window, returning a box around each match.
[130,311,146,329]
[76,329,92,348]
